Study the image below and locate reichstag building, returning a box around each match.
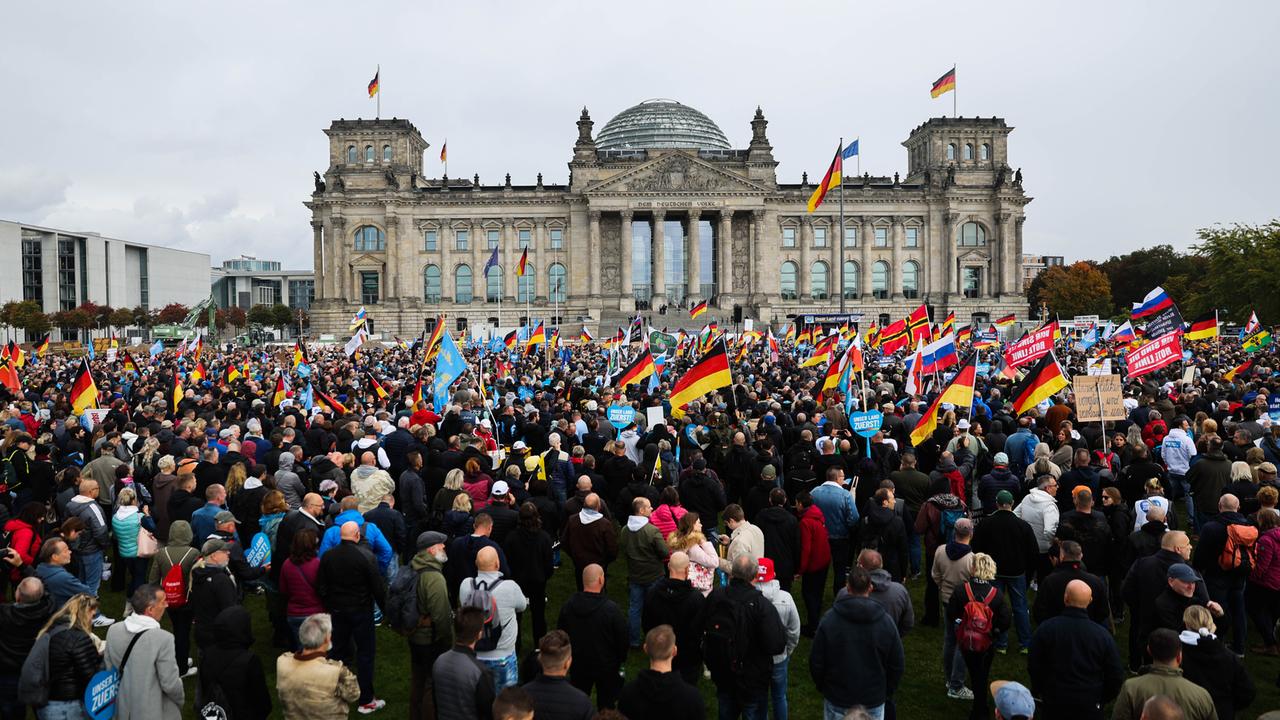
[306,99,1030,338]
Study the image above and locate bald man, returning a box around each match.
[558,563,628,709]
[1123,530,1202,671]
[561,493,618,591]
[458,546,527,692]
[641,551,707,684]
[1192,493,1251,654]
[351,451,396,513]
[316,520,388,711]
[1027,579,1124,719]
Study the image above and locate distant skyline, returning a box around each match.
[2,1,1277,269]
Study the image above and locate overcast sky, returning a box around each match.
[3,1,1276,270]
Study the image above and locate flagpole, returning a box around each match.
[376,64,380,119]
[839,137,846,316]
[953,63,957,118]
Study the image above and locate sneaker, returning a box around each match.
[1020,647,1029,655]
[181,666,198,678]
[92,615,116,628]
[358,699,386,714]
[947,687,974,700]
[995,646,1008,655]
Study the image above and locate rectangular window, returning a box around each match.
[549,228,563,250]
[963,267,981,299]
[455,229,469,251]
[905,227,919,248]
[519,228,531,249]
[138,251,149,311]
[487,229,499,250]
[58,237,77,310]
[844,226,857,248]
[814,227,827,247]
[361,271,380,305]
[21,234,42,304]
[424,230,438,251]
[875,227,888,247]
[288,280,314,310]
[782,227,796,248]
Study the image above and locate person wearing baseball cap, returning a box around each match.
[406,530,454,719]
[751,557,801,720]
[189,537,239,656]
[977,452,1022,517]
[989,680,1035,719]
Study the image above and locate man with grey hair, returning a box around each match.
[932,516,975,700]
[705,554,785,719]
[104,584,184,718]
[277,613,361,718]
[0,576,52,712]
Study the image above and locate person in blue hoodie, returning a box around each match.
[810,565,905,720]
[317,496,394,575]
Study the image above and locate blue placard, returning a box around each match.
[1269,394,1280,423]
[976,363,991,377]
[607,404,636,429]
[850,410,884,438]
[85,669,118,720]
[245,532,272,567]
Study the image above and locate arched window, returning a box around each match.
[902,260,920,299]
[780,261,798,300]
[843,261,859,300]
[353,225,385,251]
[946,143,956,161]
[517,264,535,302]
[486,266,503,303]
[382,145,392,162]
[964,143,974,160]
[960,222,986,246]
[980,143,990,161]
[872,261,890,299]
[811,261,829,300]
[423,265,441,302]
[346,146,356,164]
[364,145,374,162]
[548,263,567,303]
[455,265,473,303]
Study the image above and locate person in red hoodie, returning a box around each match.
[796,489,832,637]
[3,501,44,588]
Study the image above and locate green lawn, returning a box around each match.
[95,543,1280,719]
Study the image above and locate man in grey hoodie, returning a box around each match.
[65,479,109,596]
[754,557,801,720]
[620,497,669,647]
[274,453,306,510]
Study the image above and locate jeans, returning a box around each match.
[801,568,829,632]
[906,526,922,576]
[36,701,88,720]
[167,606,193,674]
[329,608,377,705]
[824,701,884,720]
[716,687,767,720]
[409,642,443,720]
[829,537,851,597]
[628,580,658,646]
[992,575,1031,649]
[480,654,519,692]
[769,658,789,720]
[960,649,993,720]
[119,556,149,595]
[78,550,103,596]
[1206,575,1247,653]
[941,614,967,691]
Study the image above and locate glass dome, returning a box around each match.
[596,99,731,151]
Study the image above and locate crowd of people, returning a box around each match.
[0,324,1278,720]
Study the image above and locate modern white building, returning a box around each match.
[0,218,211,339]
[210,256,315,311]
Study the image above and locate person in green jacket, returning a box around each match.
[1111,628,1216,720]
[407,530,453,720]
[621,496,670,647]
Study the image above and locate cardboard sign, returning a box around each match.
[607,404,636,429]
[1074,374,1127,422]
[245,532,272,567]
[645,406,666,430]
[850,410,884,438]
[1126,333,1183,379]
[1003,324,1055,370]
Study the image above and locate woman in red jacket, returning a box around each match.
[3,501,44,588]
[795,489,832,637]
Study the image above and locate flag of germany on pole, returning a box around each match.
[1009,351,1069,416]
[669,339,733,411]
[909,356,977,447]
[70,359,98,415]
[611,349,657,390]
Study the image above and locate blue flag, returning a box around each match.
[149,340,164,357]
[88,342,95,360]
[483,244,500,277]
[842,138,859,159]
[300,383,314,411]
[433,330,466,413]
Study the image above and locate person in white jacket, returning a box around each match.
[1160,419,1196,528]
[458,545,528,691]
[755,557,801,720]
[1013,475,1060,584]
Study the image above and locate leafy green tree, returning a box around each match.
[1192,220,1280,324]
[1032,261,1113,318]
[246,304,275,328]
[109,308,136,332]
[271,304,295,330]
[2,301,50,338]
[1099,245,1195,315]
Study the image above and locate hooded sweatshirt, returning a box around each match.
[65,494,109,554]
[621,515,669,585]
[757,579,801,663]
[556,590,628,672]
[151,472,179,540]
[809,594,905,708]
[931,541,974,606]
[617,667,705,720]
[199,606,273,719]
[1014,487,1060,552]
[274,454,305,510]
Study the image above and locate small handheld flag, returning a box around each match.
[70,360,98,415]
[689,300,708,320]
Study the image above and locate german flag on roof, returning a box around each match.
[931,66,956,98]
[611,349,656,390]
[1010,351,1070,416]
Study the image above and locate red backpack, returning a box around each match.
[161,548,194,608]
[955,583,997,653]
[1220,524,1259,571]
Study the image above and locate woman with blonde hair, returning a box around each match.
[224,461,248,498]
[33,593,104,719]
[442,492,474,539]
[665,512,718,595]
[1179,605,1255,719]
[433,468,466,515]
[946,552,1010,720]
[111,486,157,594]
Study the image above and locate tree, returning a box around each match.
[109,308,136,332]
[246,304,275,328]
[2,301,49,338]
[217,307,247,333]
[155,303,190,325]
[1099,245,1200,316]
[1193,220,1280,324]
[131,306,154,329]
[271,304,294,330]
[1032,261,1113,318]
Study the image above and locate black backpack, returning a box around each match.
[463,577,506,653]
[701,591,751,686]
[385,566,442,635]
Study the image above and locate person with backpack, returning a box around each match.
[147,520,199,677]
[914,490,966,627]
[556,563,627,710]
[278,528,323,652]
[931,517,975,701]
[946,552,1009,720]
[398,531,453,720]
[702,554,786,720]
[316,521,388,714]
[196,605,272,720]
[458,546,527,693]
[1191,493,1255,654]
[810,565,904,720]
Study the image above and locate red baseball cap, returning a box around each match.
[755,557,776,584]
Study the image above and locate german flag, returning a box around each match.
[1010,351,1070,416]
[190,361,206,383]
[34,335,49,359]
[222,363,241,386]
[5,341,23,369]
[995,314,1016,329]
[171,376,184,416]
[0,358,19,394]
[315,387,348,415]
[292,341,309,369]
[941,311,956,335]
[864,323,879,348]
[121,351,139,374]
[70,359,98,415]
[190,336,203,360]
[669,339,732,411]
[806,143,843,213]
[423,318,446,365]
[503,329,519,350]
[1185,312,1218,341]
[817,352,845,402]
[785,323,797,344]
[801,334,839,368]
[526,322,546,356]
[412,378,424,406]
[516,248,529,278]
[796,325,812,346]
[956,325,972,344]
[611,349,656,390]
[579,326,594,344]
[909,356,977,446]
[930,66,956,98]
[369,374,390,401]
[368,69,379,97]
[271,375,288,407]
[689,300,708,320]
[1224,359,1253,382]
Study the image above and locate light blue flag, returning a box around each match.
[433,330,466,413]
[149,340,164,357]
[87,342,95,360]
[841,138,859,159]
[300,383,314,411]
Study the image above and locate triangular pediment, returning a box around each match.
[957,248,990,263]
[585,153,770,195]
[350,253,384,267]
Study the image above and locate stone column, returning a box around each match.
[333,217,348,302]
[589,210,603,299]
[799,217,812,300]
[311,221,324,298]
[891,218,905,299]
[616,211,631,303]
[999,211,1016,297]
[384,214,400,303]
[686,209,702,303]
[859,216,873,300]
[750,210,764,302]
[944,213,957,298]
[651,210,666,305]
[502,219,516,301]
[440,219,453,301]
[718,211,733,306]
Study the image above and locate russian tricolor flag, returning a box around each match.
[1111,320,1137,343]
[919,335,960,375]
[1131,286,1174,319]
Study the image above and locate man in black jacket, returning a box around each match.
[679,459,727,538]
[1056,489,1112,581]
[0,576,53,716]
[641,552,706,685]
[705,555,786,719]
[1032,540,1111,628]
[399,451,429,563]
[556,564,627,710]
[809,566,904,719]
[754,488,800,592]
[972,490,1039,654]
[1191,493,1252,654]
[189,539,240,656]
[858,488,908,582]
[618,625,706,720]
[520,630,594,720]
[1121,530,1196,671]
[317,521,388,712]
[1027,579,1125,720]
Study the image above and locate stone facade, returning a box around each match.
[306,105,1031,337]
